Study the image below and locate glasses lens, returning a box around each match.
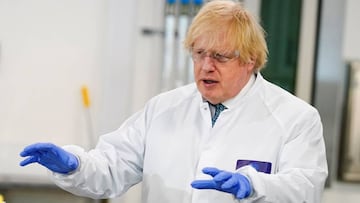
[213,53,231,63]
[191,49,204,62]
[191,49,239,63]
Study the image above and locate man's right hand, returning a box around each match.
[20,142,79,174]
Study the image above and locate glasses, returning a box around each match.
[191,49,240,64]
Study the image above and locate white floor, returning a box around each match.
[322,182,360,203]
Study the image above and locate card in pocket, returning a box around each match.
[236,159,272,174]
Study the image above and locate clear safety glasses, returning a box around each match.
[191,49,240,64]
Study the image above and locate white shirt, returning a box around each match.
[50,73,328,203]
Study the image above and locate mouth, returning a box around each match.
[201,79,219,88]
[203,79,218,84]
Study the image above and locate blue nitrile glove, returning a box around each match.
[20,142,79,174]
[191,167,252,199]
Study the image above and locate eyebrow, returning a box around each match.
[192,47,233,53]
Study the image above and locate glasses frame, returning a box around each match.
[190,49,240,64]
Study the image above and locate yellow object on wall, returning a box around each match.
[81,86,91,108]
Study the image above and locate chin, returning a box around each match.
[198,86,220,103]
[202,94,219,104]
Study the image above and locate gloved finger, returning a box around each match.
[20,156,38,166]
[213,171,232,182]
[236,186,248,199]
[236,178,249,199]
[20,143,58,156]
[236,174,251,199]
[202,167,222,177]
[191,180,217,189]
[20,143,50,156]
[236,189,247,199]
[221,175,238,189]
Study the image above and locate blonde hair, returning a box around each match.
[184,0,268,71]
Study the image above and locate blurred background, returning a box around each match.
[0,0,360,202]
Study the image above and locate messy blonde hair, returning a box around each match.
[184,0,268,71]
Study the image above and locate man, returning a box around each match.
[20,0,328,202]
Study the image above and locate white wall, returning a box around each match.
[0,0,163,202]
[108,0,165,202]
[343,0,360,61]
[0,0,108,182]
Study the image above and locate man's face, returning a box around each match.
[192,37,255,104]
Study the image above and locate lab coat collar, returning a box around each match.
[222,73,256,109]
[200,73,261,110]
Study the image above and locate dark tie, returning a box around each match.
[211,103,226,127]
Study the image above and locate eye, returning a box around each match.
[191,49,206,61]
[213,52,230,62]
[195,49,205,55]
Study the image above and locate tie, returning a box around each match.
[211,103,226,127]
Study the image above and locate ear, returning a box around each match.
[246,57,256,71]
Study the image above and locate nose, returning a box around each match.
[201,56,216,72]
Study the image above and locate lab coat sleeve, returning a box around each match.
[49,109,147,199]
[238,109,328,203]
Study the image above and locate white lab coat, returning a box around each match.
[50,73,328,203]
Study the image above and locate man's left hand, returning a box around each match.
[191,167,252,199]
